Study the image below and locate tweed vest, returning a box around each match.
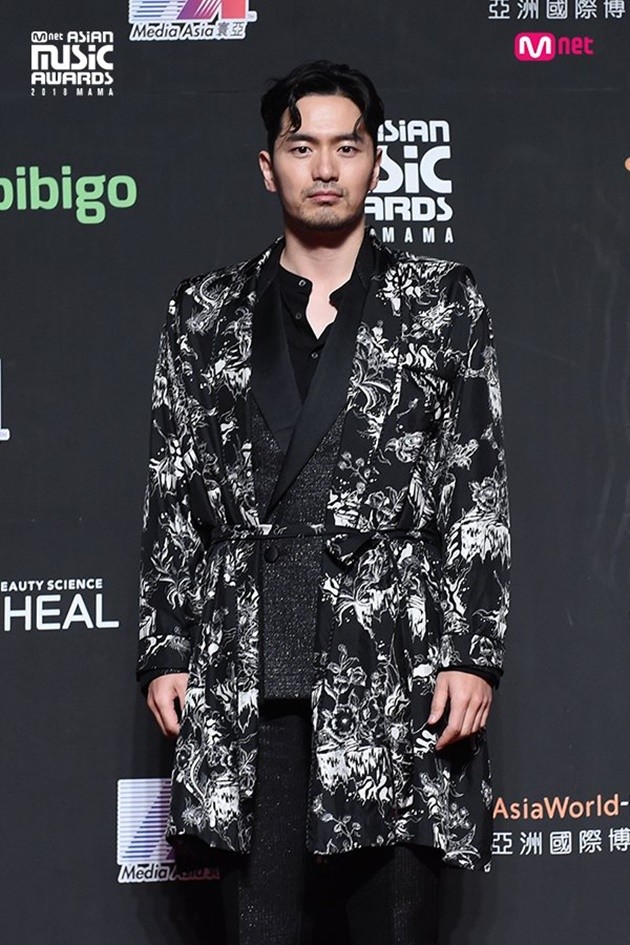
[250,395,346,700]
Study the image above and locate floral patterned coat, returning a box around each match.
[137,229,510,871]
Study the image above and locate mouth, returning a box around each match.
[308,191,343,203]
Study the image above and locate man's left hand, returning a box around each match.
[428,670,493,751]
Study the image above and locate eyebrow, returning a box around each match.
[282,130,365,144]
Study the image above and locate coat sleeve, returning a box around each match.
[434,265,511,676]
[136,282,206,684]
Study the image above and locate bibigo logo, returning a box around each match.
[0,166,137,225]
[514,32,595,60]
[128,0,258,41]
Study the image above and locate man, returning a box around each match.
[137,60,510,944]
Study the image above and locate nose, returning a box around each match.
[311,146,338,183]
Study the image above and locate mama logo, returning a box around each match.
[30,29,114,97]
[365,119,455,247]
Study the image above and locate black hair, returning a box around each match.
[260,59,385,155]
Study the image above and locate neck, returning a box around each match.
[280,217,366,289]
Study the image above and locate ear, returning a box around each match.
[368,147,382,193]
[258,150,277,193]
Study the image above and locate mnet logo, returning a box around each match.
[514,32,595,61]
[117,779,215,883]
[129,0,258,41]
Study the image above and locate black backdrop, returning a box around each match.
[2,2,630,943]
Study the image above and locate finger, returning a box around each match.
[428,678,449,724]
[467,704,485,736]
[173,677,189,713]
[458,702,480,740]
[480,701,492,730]
[465,694,493,738]
[470,690,492,732]
[435,699,467,750]
[147,694,169,738]
[161,698,181,738]
[435,724,460,751]
[150,690,181,739]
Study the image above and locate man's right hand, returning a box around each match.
[147,673,189,738]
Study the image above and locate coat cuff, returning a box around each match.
[137,666,188,697]
[441,663,502,690]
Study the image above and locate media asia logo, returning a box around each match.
[31,30,114,97]
[0,166,137,225]
[365,119,454,248]
[514,31,595,58]
[128,0,258,41]
[117,779,216,883]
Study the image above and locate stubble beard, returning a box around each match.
[292,197,366,234]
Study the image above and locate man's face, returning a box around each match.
[258,94,381,234]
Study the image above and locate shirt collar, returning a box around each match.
[257,226,375,301]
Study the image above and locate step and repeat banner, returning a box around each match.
[1,2,629,943]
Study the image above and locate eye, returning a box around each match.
[339,145,359,155]
[290,145,311,155]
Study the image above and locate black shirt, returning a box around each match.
[276,234,374,403]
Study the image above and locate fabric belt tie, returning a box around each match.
[207,523,440,569]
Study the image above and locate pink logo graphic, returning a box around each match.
[178,0,246,17]
[514,32,595,61]
[128,0,257,39]
[514,32,556,61]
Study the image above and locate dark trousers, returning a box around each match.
[217,700,441,945]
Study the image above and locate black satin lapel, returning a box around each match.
[251,279,302,454]
[266,287,367,516]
